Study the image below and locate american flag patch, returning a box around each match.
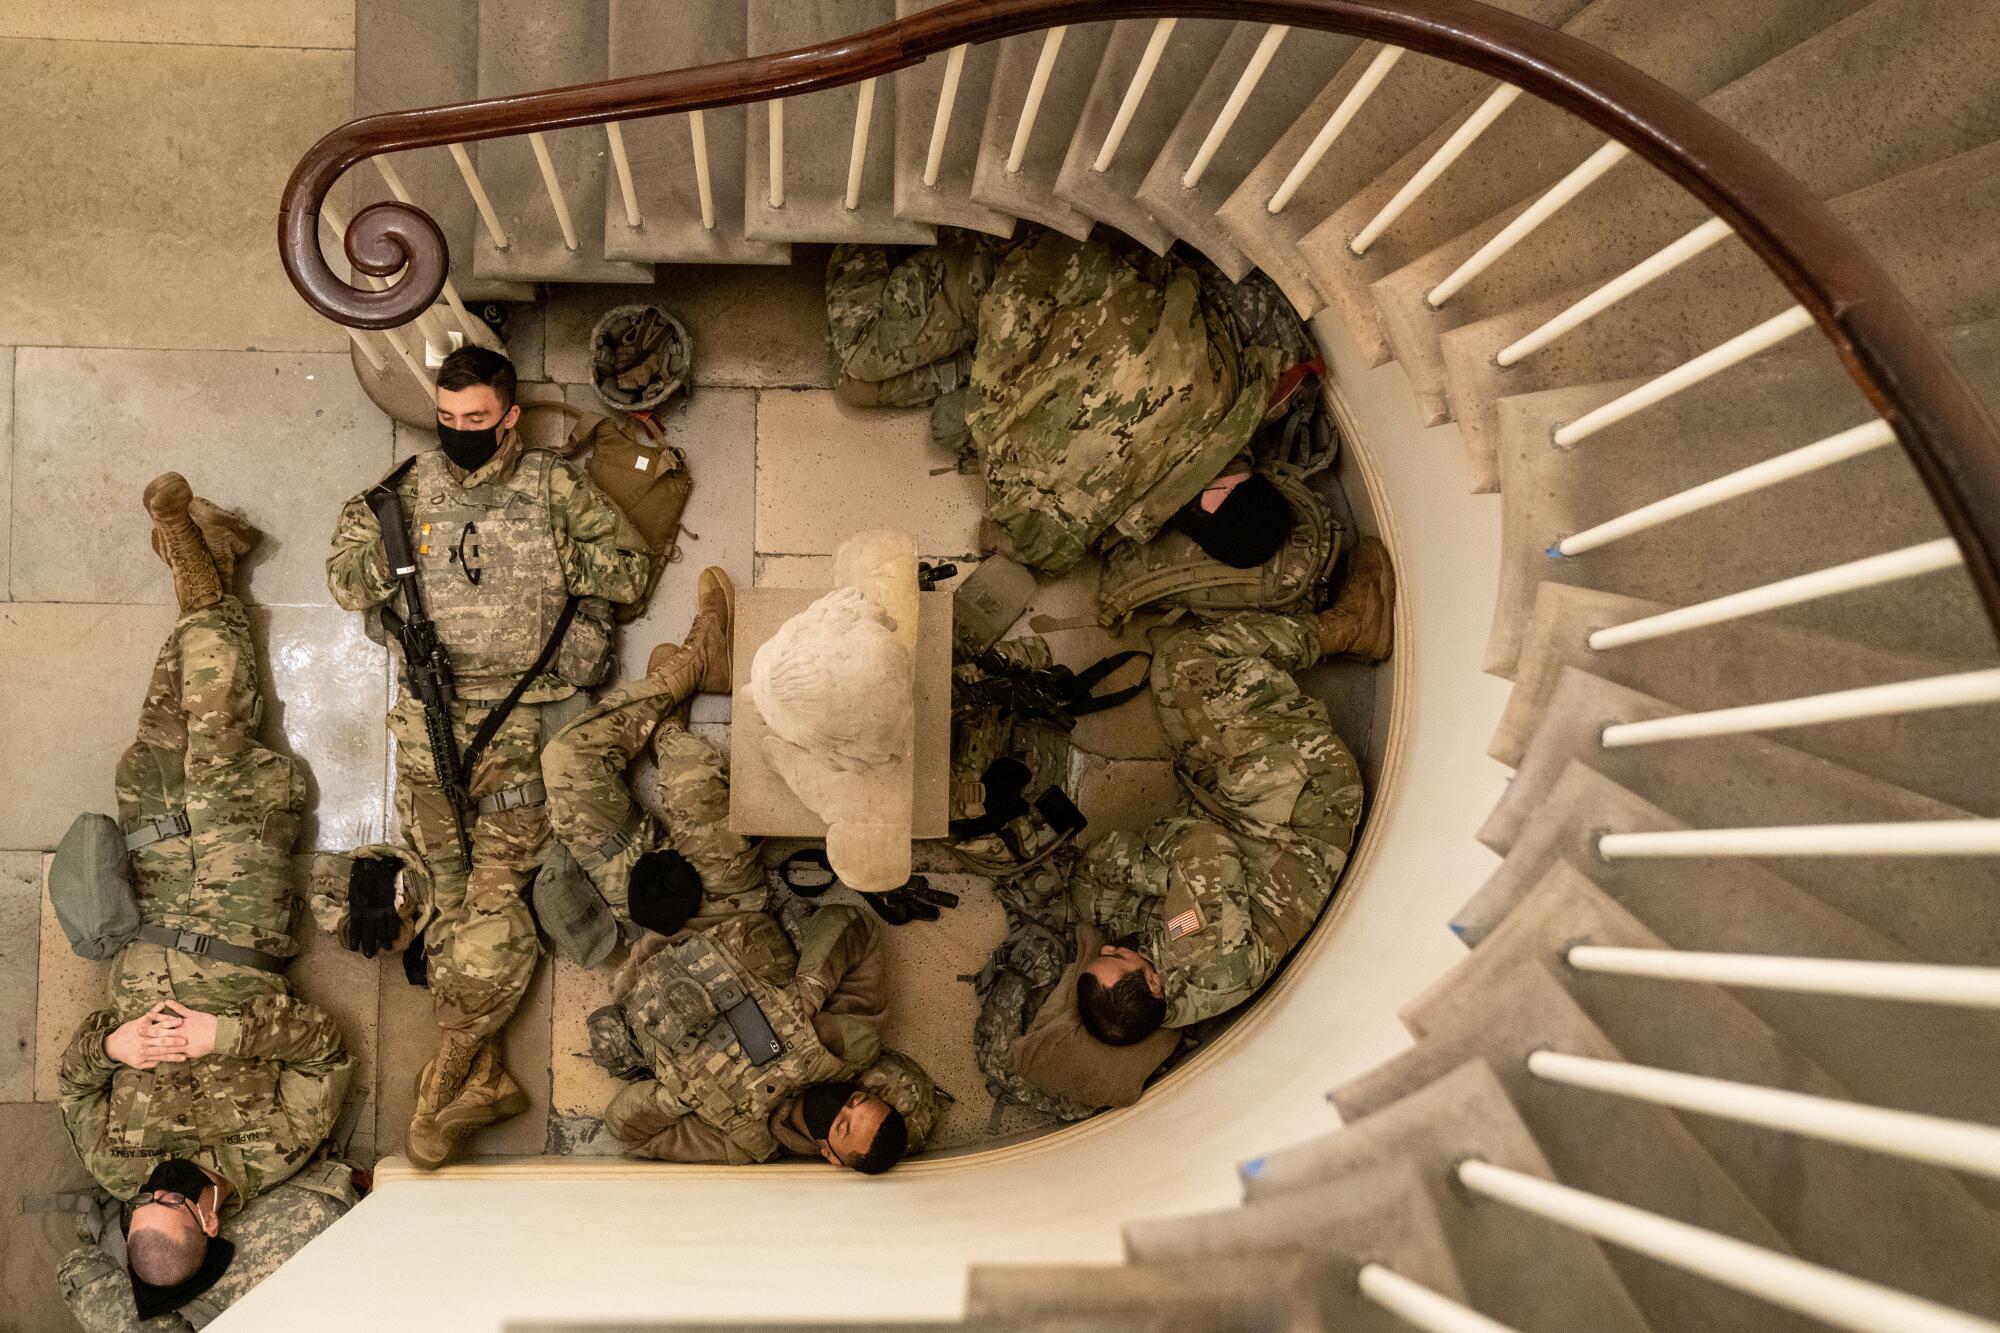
[1166,906,1204,941]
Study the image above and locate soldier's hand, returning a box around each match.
[156,1003,219,1061]
[344,854,405,959]
[104,1002,190,1070]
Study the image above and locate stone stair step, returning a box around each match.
[1133,23,1363,281]
[1212,0,1592,317]
[1335,962,1810,1333]
[1121,1159,1472,1333]
[1484,668,2000,964]
[1452,760,2000,1131]
[1051,18,1237,255]
[1242,1059,1652,1332]
[351,0,533,302]
[743,1,935,245]
[1369,0,2000,447]
[601,0,790,265]
[1440,115,2000,490]
[1482,319,2000,673]
[892,0,1018,237]
[472,0,655,285]
[970,22,1114,238]
[965,1252,1324,1332]
[1301,0,1867,371]
[1494,582,2000,813]
[1407,861,2000,1312]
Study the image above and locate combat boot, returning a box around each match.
[406,1042,528,1171]
[142,473,222,613]
[1315,537,1395,662]
[188,498,261,597]
[647,566,735,696]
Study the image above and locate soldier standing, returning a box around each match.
[325,346,651,1169]
[56,474,353,1316]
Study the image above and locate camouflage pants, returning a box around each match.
[825,230,1004,408]
[541,672,765,921]
[112,598,300,1018]
[1151,612,1364,922]
[387,694,546,1044]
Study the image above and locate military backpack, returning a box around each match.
[570,410,693,625]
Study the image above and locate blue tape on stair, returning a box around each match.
[1242,1157,1265,1179]
[1545,540,1567,560]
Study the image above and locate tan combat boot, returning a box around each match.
[406,1041,528,1171]
[646,566,735,696]
[188,498,261,597]
[1316,537,1395,662]
[142,473,223,613]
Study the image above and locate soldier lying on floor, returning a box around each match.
[49,474,354,1321]
[973,541,1395,1110]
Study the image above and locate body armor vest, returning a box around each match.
[408,449,570,692]
[621,919,858,1162]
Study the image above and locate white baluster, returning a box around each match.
[1357,1266,1519,1333]
[1267,45,1405,214]
[1183,24,1288,190]
[768,100,785,208]
[342,326,388,373]
[1598,819,2000,859]
[1587,538,1963,650]
[605,121,642,229]
[924,45,968,188]
[1499,217,1734,365]
[377,322,438,402]
[1458,1160,2000,1333]
[1553,306,1815,446]
[1528,1051,2000,1180]
[1008,26,1068,174]
[1094,18,1176,173]
[1428,140,1629,305]
[687,110,716,230]
[1600,669,2000,748]
[845,78,878,211]
[370,155,480,340]
[1555,419,1896,556]
[448,142,511,250]
[1565,945,2000,1008]
[527,132,578,250]
[1350,83,1522,255]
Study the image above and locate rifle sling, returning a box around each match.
[457,594,579,786]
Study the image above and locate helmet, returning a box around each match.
[589,303,692,413]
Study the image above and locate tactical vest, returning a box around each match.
[621,919,857,1162]
[408,448,570,688]
[1096,465,1343,627]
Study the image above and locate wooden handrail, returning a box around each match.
[278,0,2000,630]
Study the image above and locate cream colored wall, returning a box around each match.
[217,311,1514,1330]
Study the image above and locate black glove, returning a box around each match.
[343,855,404,959]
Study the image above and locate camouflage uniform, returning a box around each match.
[825,228,1014,408]
[58,598,354,1206]
[968,231,1282,576]
[325,436,650,1054]
[540,669,765,922]
[1075,612,1363,1027]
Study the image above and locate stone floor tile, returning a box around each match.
[287,865,382,1165]
[0,1102,97,1333]
[256,607,392,852]
[550,954,621,1119]
[35,864,111,1102]
[0,39,351,352]
[0,852,43,1101]
[0,3,355,48]
[545,258,840,390]
[0,348,13,599]
[1075,757,1182,836]
[11,348,391,607]
[755,390,983,558]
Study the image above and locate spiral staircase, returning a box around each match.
[256,1,2000,1328]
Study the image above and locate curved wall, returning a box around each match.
[218,311,1516,1330]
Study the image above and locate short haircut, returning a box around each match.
[128,1226,206,1288]
[435,345,517,411]
[849,1103,909,1175]
[1078,969,1168,1046]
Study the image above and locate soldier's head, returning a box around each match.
[799,1081,910,1175]
[1175,466,1295,569]
[434,346,520,471]
[1078,944,1168,1045]
[126,1159,223,1289]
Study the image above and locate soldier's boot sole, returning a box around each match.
[1316,537,1396,663]
[142,472,223,614]
[188,497,262,597]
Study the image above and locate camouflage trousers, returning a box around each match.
[825,229,1006,408]
[541,671,765,922]
[387,694,546,1044]
[112,597,301,1019]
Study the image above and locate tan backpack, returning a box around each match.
[569,410,694,623]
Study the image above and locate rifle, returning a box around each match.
[366,480,478,869]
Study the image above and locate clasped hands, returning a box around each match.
[104,1000,219,1071]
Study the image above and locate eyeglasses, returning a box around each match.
[131,1189,203,1225]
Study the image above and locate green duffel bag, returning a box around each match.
[49,813,142,961]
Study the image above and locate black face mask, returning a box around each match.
[800,1081,860,1142]
[138,1158,211,1207]
[437,422,501,473]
